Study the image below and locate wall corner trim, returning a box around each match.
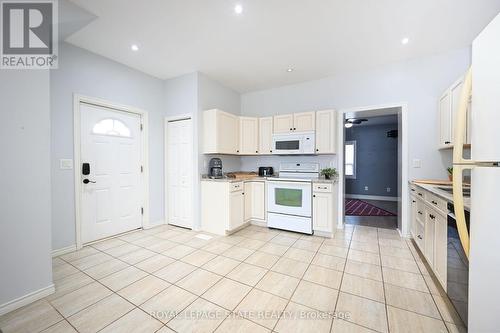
[0,284,55,316]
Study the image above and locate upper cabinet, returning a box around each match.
[294,111,316,132]
[203,109,239,154]
[273,114,294,133]
[203,109,336,155]
[315,110,337,154]
[273,111,316,133]
[438,75,472,149]
[259,117,273,154]
[239,117,259,155]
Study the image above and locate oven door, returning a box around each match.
[267,181,312,217]
[272,134,302,154]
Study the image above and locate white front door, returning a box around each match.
[166,118,193,228]
[80,103,143,243]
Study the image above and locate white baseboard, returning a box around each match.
[345,194,398,202]
[313,230,334,238]
[0,284,55,316]
[52,244,77,257]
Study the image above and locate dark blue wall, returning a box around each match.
[345,123,398,197]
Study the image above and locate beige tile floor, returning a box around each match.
[0,224,466,333]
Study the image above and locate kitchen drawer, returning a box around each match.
[230,182,244,192]
[426,193,447,215]
[313,183,332,193]
[415,187,426,200]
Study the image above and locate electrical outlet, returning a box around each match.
[412,159,422,168]
[387,187,391,192]
[364,186,369,191]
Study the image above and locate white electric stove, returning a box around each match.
[266,163,319,234]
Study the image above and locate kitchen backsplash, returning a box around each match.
[240,155,337,173]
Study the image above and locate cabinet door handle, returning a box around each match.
[411,189,415,192]
[316,149,319,152]
[418,211,423,215]
[270,150,272,153]
[290,128,293,131]
[313,194,316,198]
[412,200,416,203]
[242,192,245,195]
[445,141,451,144]
[255,150,258,153]
[431,200,437,205]
[417,235,423,240]
[418,193,423,197]
[429,214,435,220]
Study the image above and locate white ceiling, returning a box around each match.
[65,0,500,92]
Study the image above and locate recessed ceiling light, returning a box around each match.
[401,37,409,45]
[345,123,353,128]
[287,68,294,72]
[131,44,139,51]
[234,4,243,14]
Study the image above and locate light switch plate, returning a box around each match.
[60,159,73,170]
[412,159,422,168]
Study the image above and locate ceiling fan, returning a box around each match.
[345,118,368,128]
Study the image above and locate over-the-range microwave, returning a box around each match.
[272,132,315,155]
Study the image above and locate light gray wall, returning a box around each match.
[0,70,53,306]
[198,73,242,174]
[50,43,165,250]
[241,48,471,180]
[345,123,399,197]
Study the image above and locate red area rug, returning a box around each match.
[345,199,396,216]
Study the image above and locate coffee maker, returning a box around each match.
[208,158,223,179]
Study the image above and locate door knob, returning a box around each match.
[83,179,96,184]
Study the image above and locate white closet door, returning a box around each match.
[167,118,193,228]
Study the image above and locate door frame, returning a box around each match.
[73,94,150,249]
[164,114,196,229]
[336,102,409,236]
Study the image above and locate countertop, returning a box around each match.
[411,181,471,211]
[201,174,338,184]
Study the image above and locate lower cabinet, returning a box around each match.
[434,211,448,289]
[424,210,436,267]
[230,188,245,231]
[312,183,336,234]
[409,184,448,289]
[202,180,266,236]
[244,181,266,222]
[201,181,246,235]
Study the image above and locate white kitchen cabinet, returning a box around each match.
[273,111,316,134]
[203,109,239,154]
[201,181,246,235]
[244,181,266,221]
[439,92,452,148]
[438,75,472,149]
[410,195,417,239]
[424,209,435,267]
[259,117,273,154]
[273,114,294,133]
[434,211,448,289]
[315,110,336,154]
[312,183,335,234]
[294,111,316,132]
[239,117,259,155]
[230,189,245,230]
